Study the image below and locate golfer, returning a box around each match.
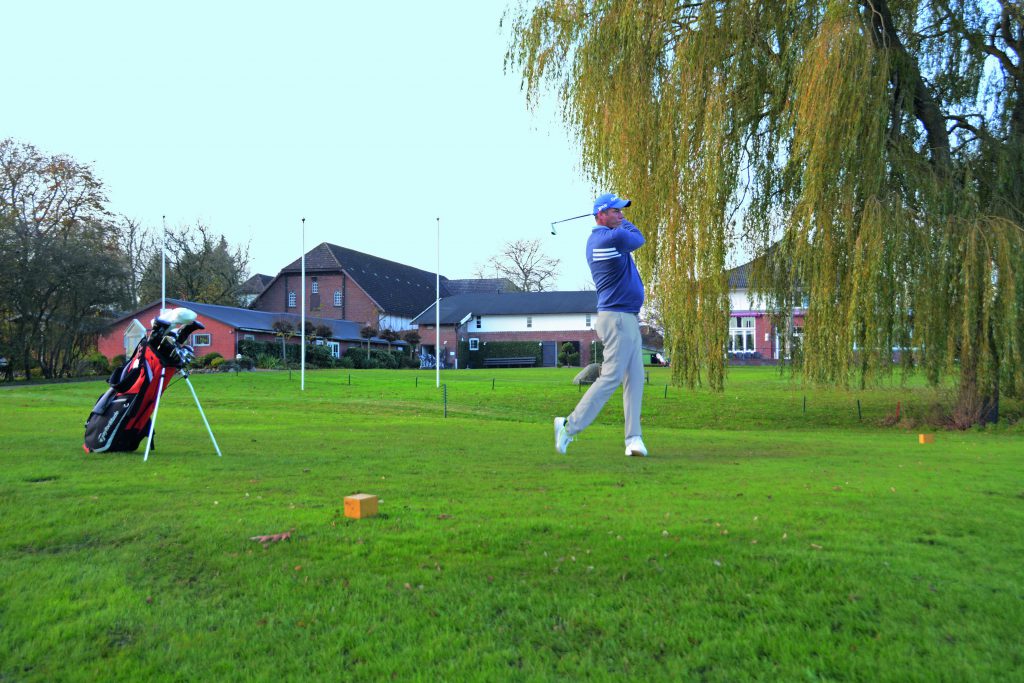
[555,192,648,457]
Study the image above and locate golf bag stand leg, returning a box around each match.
[143,367,168,462]
[184,375,222,457]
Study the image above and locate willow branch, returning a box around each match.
[861,0,952,173]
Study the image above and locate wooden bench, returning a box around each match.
[483,356,536,368]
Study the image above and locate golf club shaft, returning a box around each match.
[550,213,592,235]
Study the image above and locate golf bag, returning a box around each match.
[83,309,204,453]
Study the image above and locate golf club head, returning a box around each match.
[177,344,196,366]
[175,320,205,344]
[549,213,593,236]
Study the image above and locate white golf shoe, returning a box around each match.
[554,417,573,454]
[625,437,648,457]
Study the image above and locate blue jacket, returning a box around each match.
[586,219,645,313]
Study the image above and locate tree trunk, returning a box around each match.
[861,0,952,173]
[954,313,1000,427]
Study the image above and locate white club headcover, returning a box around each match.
[156,307,198,326]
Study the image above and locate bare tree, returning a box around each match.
[113,216,156,307]
[139,222,250,306]
[474,239,560,292]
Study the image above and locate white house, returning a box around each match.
[411,291,600,367]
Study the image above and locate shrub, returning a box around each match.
[343,347,404,369]
[75,351,111,377]
[306,345,338,369]
[337,356,354,369]
[196,352,224,368]
[240,340,345,368]
[255,353,281,369]
[210,356,227,370]
[558,342,580,367]
[111,354,127,370]
[239,339,290,362]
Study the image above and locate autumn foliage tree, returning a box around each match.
[0,139,129,378]
[507,0,1024,424]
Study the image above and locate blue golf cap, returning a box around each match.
[593,192,631,215]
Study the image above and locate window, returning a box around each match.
[728,316,756,353]
[288,291,296,308]
[585,314,592,328]
[475,315,481,329]
[469,338,480,351]
[192,333,211,347]
[334,290,342,307]
[327,341,340,358]
[243,334,255,341]
[311,277,319,294]
[526,316,533,329]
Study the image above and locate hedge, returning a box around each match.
[238,339,339,369]
[457,340,543,369]
[343,347,418,370]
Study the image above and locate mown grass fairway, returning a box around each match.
[1,368,1022,681]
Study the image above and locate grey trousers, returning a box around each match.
[567,310,644,442]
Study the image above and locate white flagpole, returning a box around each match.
[300,218,306,391]
[161,215,167,315]
[436,217,440,388]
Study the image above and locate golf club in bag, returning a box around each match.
[83,307,222,461]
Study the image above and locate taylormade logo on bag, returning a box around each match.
[98,409,121,443]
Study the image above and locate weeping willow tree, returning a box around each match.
[506,0,1023,424]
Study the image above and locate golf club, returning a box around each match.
[550,213,592,235]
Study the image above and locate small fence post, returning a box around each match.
[803,395,806,414]
[857,399,862,421]
[443,383,448,418]
[492,378,495,391]
[664,384,668,398]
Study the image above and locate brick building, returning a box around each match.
[96,298,402,361]
[252,242,512,332]
[726,257,806,363]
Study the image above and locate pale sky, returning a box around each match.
[7,1,602,290]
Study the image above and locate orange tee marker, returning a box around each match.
[344,493,379,519]
[918,434,935,444]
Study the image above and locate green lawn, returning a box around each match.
[1,368,1022,681]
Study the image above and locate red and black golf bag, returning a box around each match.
[83,311,204,453]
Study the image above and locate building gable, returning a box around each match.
[258,242,447,319]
